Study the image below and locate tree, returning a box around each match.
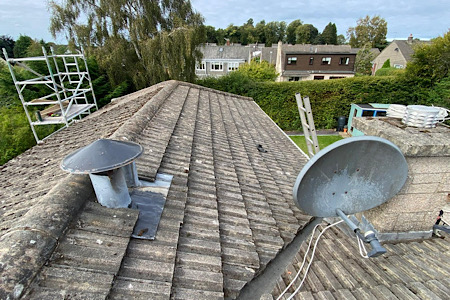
[234,59,278,81]
[354,43,376,75]
[255,20,266,44]
[13,35,32,58]
[381,59,391,68]
[405,30,450,86]
[0,36,15,59]
[49,0,205,89]
[286,20,302,44]
[347,15,387,49]
[264,21,286,46]
[337,34,346,45]
[321,23,337,45]
[205,26,217,43]
[296,24,319,44]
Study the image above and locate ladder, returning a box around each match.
[295,93,320,158]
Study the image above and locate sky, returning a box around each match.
[0,0,448,44]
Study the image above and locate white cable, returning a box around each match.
[277,220,344,300]
[276,222,322,300]
[356,235,369,258]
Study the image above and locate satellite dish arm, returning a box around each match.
[336,209,386,258]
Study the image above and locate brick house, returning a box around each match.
[275,42,359,81]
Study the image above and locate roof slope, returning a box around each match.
[393,40,415,62]
[0,81,311,299]
[200,45,250,60]
[273,225,450,300]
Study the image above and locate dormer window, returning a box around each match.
[321,57,331,65]
[339,57,350,65]
[287,57,297,65]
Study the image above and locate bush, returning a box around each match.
[197,76,433,131]
[375,67,405,76]
[232,60,278,81]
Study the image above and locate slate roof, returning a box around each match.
[273,225,450,300]
[391,40,416,62]
[0,80,311,299]
[282,44,358,55]
[200,45,250,61]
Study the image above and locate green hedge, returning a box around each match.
[197,74,445,131]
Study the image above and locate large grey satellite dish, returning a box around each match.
[293,136,408,257]
[293,136,408,217]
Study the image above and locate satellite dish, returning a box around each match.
[293,136,408,217]
[293,136,408,257]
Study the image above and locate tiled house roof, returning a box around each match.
[1,80,449,300]
[273,225,450,300]
[200,45,250,61]
[0,81,311,299]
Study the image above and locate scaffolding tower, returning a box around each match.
[2,46,98,143]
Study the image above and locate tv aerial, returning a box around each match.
[293,136,408,257]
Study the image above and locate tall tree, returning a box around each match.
[0,36,15,58]
[321,22,337,45]
[49,0,205,89]
[406,31,450,86]
[240,19,256,45]
[354,43,376,75]
[296,24,319,44]
[286,19,302,44]
[205,26,217,43]
[13,35,32,58]
[264,21,286,46]
[255,20,266,44]
[337,34,346,45]
[347,15,387,49]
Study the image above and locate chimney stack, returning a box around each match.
[407,34,413,44]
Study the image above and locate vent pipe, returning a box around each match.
[61,139,143,208]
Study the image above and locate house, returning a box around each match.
[0,81,449,299]
[275,42,359,81]
[195,45,250,78]
[372,34,426,74]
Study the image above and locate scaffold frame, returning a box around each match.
[2,46,98,143]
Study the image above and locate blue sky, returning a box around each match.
[0,0,448,43]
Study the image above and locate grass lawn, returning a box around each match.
[290,135,343,155]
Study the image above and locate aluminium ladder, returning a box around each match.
[295,93,320,158]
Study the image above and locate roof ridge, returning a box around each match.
[177,81,254,102]
[0,81,179,299]
[0,174,94,299]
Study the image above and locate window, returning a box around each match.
[210,62,223,71]
[330,76,345,79]
[288,77,300,81]
[339,57,350,65]
[309,57,314,65]
[228,62,239,71]
[394,64,404,69]
[196,62,206,70]
[314,76,324,80]
[287,57,297,65]
[321,57,331,65]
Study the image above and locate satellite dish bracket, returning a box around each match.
[336,209,386,257]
